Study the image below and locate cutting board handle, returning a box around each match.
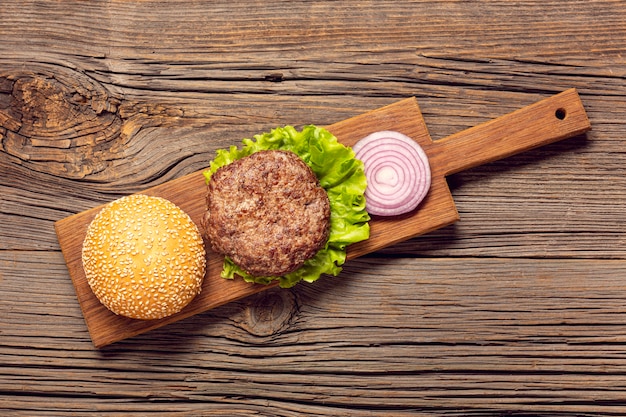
[428,88,591,176]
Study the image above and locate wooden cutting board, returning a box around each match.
[55,88,591,348]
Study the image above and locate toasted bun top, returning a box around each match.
[82,194,206,320]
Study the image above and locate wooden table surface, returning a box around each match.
[2,1,625,415]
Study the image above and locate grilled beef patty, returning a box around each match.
[204,150,330,277]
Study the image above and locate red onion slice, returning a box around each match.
[352,131,431,216]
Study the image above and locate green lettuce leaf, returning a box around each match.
[203,125,370,288]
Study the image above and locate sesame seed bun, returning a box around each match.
[82,194,206,320]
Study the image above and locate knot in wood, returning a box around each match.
[242,289,297,337]
[1,66,122,179]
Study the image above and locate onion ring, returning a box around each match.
[352,131,431,216]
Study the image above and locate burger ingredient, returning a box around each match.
[205,150,330,277]
[352,130,431,216]
[82,194,206,320]
[203,125,370,288]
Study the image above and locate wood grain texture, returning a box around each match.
[2,0,626,414]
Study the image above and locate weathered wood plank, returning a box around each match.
[2,0,626,414]
[2,252,626,414]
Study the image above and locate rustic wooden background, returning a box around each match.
[2,1,626,415]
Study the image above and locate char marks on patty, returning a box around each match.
[204,150,331,277]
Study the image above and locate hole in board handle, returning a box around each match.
[555,108,567,120]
